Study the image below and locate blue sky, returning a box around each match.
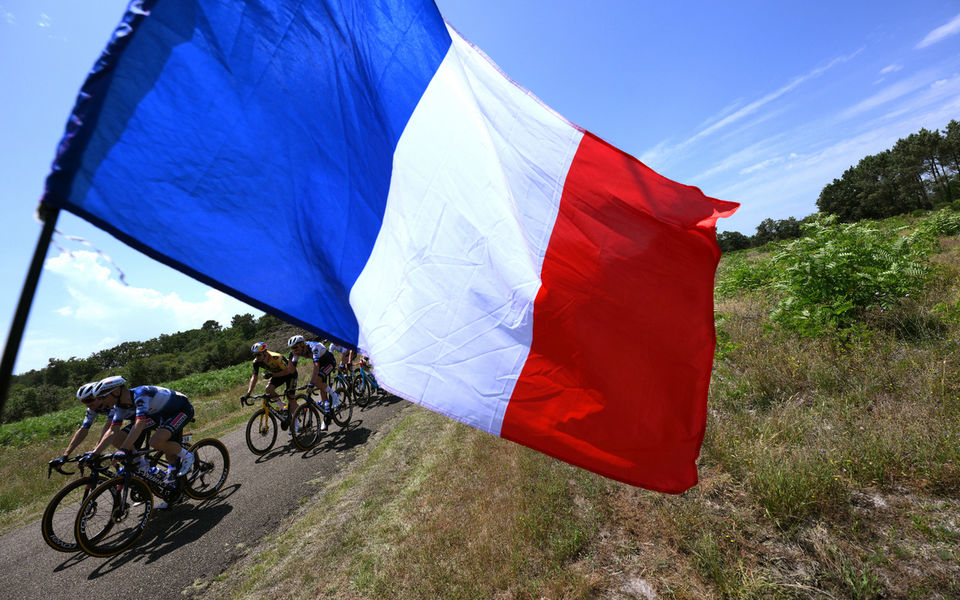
[2,0,960,374]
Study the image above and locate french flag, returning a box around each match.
[43,0,738,492]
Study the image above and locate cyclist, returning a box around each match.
[50,382,117,469]
[287,335,336,430]
[338,345,356,370]
[244,341,299,424]
[86,376,195,484]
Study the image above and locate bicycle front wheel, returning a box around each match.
[183,438,230,499]
[245,408,278,455]
[352,373,371,408]
[291,399,320,450]
[330,382,353,428]
[41,477,98,552]
[75,476,153,557]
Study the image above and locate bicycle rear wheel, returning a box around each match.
[182,438,230,499]
[75,476,153,557]
[291,400,320,450]
[245,408,278,455]
[352,372,371,408]
[330,381,353,428]
[41,477,97,552]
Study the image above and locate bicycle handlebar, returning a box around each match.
[245,393,287,405]
[47,455,83,478]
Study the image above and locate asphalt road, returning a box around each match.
[0,395,406,600]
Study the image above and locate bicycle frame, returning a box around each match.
[355,365,379,391]
[252,394,290,425]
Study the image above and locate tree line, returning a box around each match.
[2,312,288,423]
[718,120,960,253]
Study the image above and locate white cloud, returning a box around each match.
[715,94,960,234]
[915,12,960,49]
[879,64,902,75]
[37,11,49,27]
[42,249,260,347]
[839,70,935,120]
[689,135,785,183]
[641,50,859,168]
[740,157,784,176]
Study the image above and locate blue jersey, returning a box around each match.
[111,386,191,424]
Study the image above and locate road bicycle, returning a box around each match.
[42,426,176,552]
[41,453,118,552]
[331,365,354,402]
[296,380,352,430]
[241,391,320,454]
[351,360,383,408]
[72,434,230,557]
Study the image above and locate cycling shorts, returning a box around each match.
[135,402,194,437]
[316,351,336,380]
[266,372,298,392]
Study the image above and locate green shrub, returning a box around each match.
[917,208,960,237]
[715,253,779,299]
[769,216,935,336]
[0,407,85,447]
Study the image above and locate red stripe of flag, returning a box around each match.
[501,132,739,493]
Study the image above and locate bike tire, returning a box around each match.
[245,408,278,455]
[75,476,153,557]
[41,476,98,552]
[352,373,371,408]
[182,438,230,499]
[291,400,321,450]
[330,380,353,427]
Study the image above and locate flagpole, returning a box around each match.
[0,204,59,412]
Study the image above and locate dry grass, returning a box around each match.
[198,234,960,599]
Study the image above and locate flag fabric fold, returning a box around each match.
[42,0,738,492]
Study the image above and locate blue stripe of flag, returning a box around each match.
[43,0,451,346]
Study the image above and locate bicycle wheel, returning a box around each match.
[352,372,371,408]
[245,408,278,455]
[75,476,153,557]
[182,438,230,499]
[291,399,320,450]
[41,477,98,552]
[330,381,353,427]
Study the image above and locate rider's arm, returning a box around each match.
[277,354,297,377]
[119,418,150,451]
[246,372,259,396]
[62,426,90,457]
[90,421,122,454]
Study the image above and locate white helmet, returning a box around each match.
[92,375,127,397]
[287,335,305,348]
[76,382,97,404]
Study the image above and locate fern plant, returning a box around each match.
[768,215,935,335]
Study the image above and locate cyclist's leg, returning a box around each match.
[317,353,336,407]
[285,375,299,417]
[264,378,279,407]
[152,407,194,474]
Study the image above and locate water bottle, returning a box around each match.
[330,390,341,409]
